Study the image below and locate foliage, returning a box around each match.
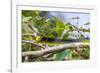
[22,10,90,62]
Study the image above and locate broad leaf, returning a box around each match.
[55,50,70,61]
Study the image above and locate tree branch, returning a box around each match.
[22,40,46,49]
[22,42,89,57]
[22,34,36,37]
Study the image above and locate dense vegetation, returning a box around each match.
[21,10,90,62]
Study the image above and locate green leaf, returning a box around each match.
[56,18,65,37]
[22,23,33,33]
[65,23,75,30]
[22,16,32,23]
[84,22,90,25]
[55,50,69,61]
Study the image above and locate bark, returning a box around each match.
[22,42,89,57]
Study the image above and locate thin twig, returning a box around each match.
[22,34,36,37]
[22,40,46,49]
